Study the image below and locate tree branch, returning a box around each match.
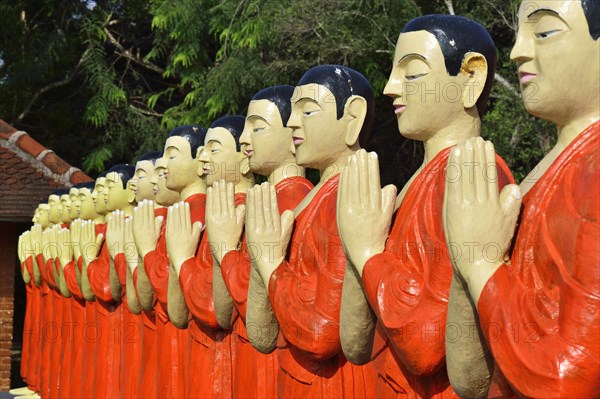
[14,48,90,124]
[129,103,164,118]
[494,72,520,97]
[103,25,165,75]
[445,0,455,15]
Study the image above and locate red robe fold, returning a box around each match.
[36,253,51,398]
[143,203,192,399]
[361,148,514,398]
[64,259,86,398]
[87,222,121,399]
[21,256,40,391]
[115,251,142,399]
[221,176,313,399]
[179,191,235,399]
[478,121,600,398]
[45,256,62,398]
[268,174,378,398]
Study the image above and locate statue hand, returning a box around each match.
[165,201,203,274]
[31,224,43,256]
[206,180,246,265]
[47,225,60,260]
[70,219,82,260]
[246,183,293,286]
[18,233,25,264]
[133,200,162,257]
[106,210,126,259]
[57,228,72,267]
[443,137,521,303]
[81,220,104,265]
[124,218,138,273]
[337,150,396,276]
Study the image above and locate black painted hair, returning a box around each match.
[209,115,246,151]
[51,189,70,197]
[297,65,375,147]
[98,171,108,179]
[251,85,295,126]
[582,0,600,40]
[139,151,163,164]
[167,125,208,158]
[75,182,96,192]
[107,164,136,189]
[403,14,497,117]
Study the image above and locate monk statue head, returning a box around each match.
[151,152,181,207]
[289,64,374,173]
[91,172,108,216]
[77,182,101,221]
[384,15,496,144]
[163,125,207,197]
[131,151,162,203]
[37,203,50,228]
[68,186,81,220]
[48,189,68,225]
[60,190,73,224]
[105,164,136,212]
[199,115,255,189]
[511,0,599,130]
[239,85,303,182]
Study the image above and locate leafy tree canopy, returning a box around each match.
[0,0,554,187]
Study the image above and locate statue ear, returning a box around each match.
[344,95,367,147]
[240,152,251,176]
[460,52,488,109]
[127,186,136,205]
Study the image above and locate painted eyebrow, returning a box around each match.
[206,139,222,145]
[399,53,427,64]
[527,8,559,19]
[165,145,180,152]
[247,114,270,124]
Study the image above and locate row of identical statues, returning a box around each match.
[14,2,599,398]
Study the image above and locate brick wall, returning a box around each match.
[0,222,17,390]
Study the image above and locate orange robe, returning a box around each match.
[87,222,122,399]
[143,206,189,398]
[268,174,378,398]
[179,192,234,399]
[45,255,62,398]
[221,176,313,398]
[361,148,514,398]
[64,257,86,398]
[477,121,600,398]
[21,256,40,392]
[114,250,142,398]
[36,253,51,398]
[133,208,164,399]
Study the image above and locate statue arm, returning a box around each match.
[246,264,278,354]
[168,260,190,328]
[126,264,142,314]
[136,254,155,310]
[212,254,234,329]
[340,260,376,365]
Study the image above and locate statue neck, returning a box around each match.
[422,114,481,169]
[318,145,358,185]
[180,179,207,201]
[556,113,599,152]
[267,158,304,185]
[235,173,255,194]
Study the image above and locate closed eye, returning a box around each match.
[303,110,318,116]
[405,73,426,81]
[535,29,561,39]
[253,127,264,133]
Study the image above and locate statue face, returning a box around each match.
[200,127,241,187]
[68,188,80,219]
[151,156,180,206]
[383,30,474,141]
[105,172,129,212]
[511,0,599,126]
[132,160,156,202]
[60,194,72,223]
[91,177,108,215]
[48,195,61,223]
[78,188,98,220]
[240,99,294,175]
[164,136,197,193]
[38,204,50,228]
[288,83,349,169]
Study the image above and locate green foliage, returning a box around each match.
[1,0,557,184]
